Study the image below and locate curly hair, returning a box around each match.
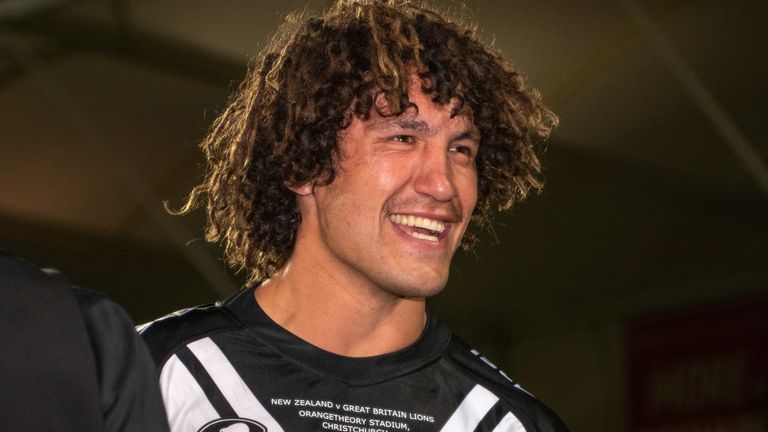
[178,0,557,282]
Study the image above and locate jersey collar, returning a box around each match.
[222,285,452,385]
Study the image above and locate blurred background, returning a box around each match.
[1,0,766,430]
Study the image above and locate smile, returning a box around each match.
[389,214,446,242]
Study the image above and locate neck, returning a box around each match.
[254,252,427,358]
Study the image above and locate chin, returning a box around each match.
[384,273,448,299]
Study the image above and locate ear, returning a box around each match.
[286,181,313,196]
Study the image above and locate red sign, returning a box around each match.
[626,300,768,432]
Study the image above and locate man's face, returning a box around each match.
[306,84,479,298]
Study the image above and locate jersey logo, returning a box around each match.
[197,418,267,432]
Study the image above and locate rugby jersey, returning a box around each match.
[140,287,568,432]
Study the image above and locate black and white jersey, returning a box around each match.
[140,287,568,432]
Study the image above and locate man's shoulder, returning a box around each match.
[138,302,242,367]
[444,335,570,431]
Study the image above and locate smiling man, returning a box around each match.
[140,1,565,431]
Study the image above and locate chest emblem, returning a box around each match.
[197,418,267,432]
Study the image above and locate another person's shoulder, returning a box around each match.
[71,285,130,324]
[0,248,64,288]
[138,299,242,367]
[444,335,570,432]
[0,250,169,432]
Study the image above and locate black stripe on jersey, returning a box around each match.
[176,345,238,419]
[474,400,507,432]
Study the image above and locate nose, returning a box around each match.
[413,146,458,202]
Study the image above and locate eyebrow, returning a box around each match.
[451,130,481,143]
[366,118,431,132]
[366,119,479,142]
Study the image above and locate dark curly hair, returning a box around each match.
[178,0,557,283]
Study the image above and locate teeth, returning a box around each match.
[389,214,446,233]
[410,232,439,242]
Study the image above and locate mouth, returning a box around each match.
[389,214,448,243]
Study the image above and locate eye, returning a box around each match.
[390,135,415,143]
[449,145,474,158]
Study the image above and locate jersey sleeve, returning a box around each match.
[446,336,570,432]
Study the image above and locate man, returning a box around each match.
[0,249,169,432]
[141,1,565,431]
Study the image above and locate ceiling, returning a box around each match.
[1,0,766,328]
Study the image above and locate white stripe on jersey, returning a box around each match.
[160,354,220,432]
[439,384,499,432]
[491,412,527,432]
[187,337,285,432]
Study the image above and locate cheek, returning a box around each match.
[357,155,411,197]
[323,169,385,221]
[459,169,479,213]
